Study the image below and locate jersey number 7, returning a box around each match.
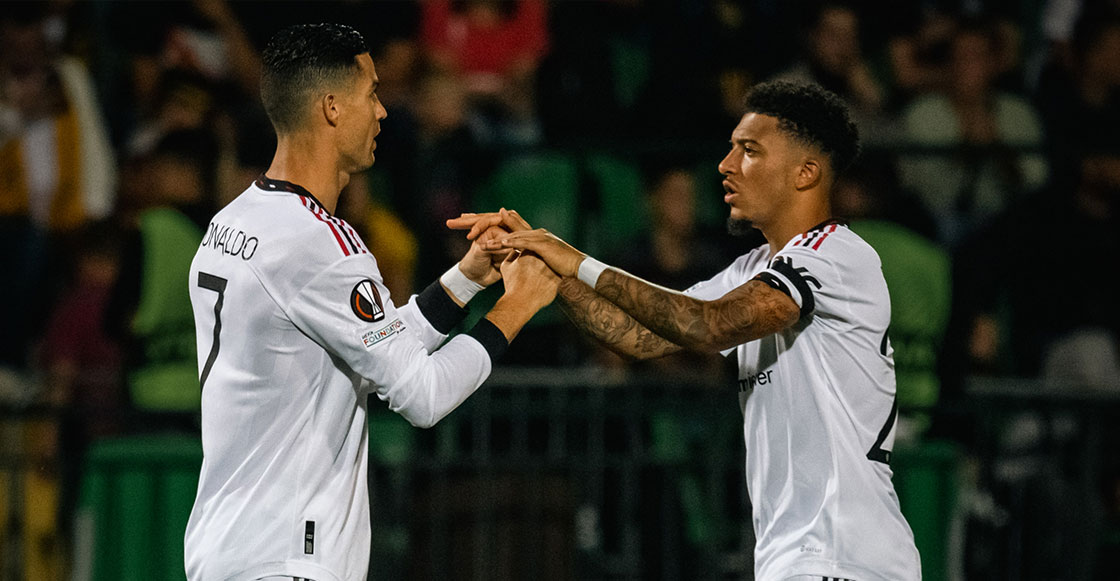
[197,272,228,392]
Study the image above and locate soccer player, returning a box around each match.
[184,24,559,581]
[452,82,922,580]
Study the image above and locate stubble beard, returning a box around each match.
[726,217,757,237]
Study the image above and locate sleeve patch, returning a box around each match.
[361,318,405,348]
[351,279,385,322]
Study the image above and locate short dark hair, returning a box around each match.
[260,23,369,133]
[742,81,860,178]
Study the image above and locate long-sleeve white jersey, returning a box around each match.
[184,177,505,581]
[684,221,921,581]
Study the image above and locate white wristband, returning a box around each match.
[577,256,609,288]
[441,264,485,304]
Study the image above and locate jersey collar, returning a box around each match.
[805,218,848,233]
[256,174,331,215]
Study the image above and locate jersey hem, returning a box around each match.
[226,560,343,581]
[767,556,918,581]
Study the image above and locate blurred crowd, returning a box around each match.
[1,0,1119,578]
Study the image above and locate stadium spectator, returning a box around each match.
[897,17,1048,247]
[35,219,125,561]
[380,70,494,287]
[1035,4,1120,175]
[108,0,259,125]
[952,133,1120,380]
[772,2,894,143]
[608,162,732,378]
[0,3,116,371]
[420,0,549,146]
[104,129,217,432]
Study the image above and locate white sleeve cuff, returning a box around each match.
[440,264,486,304]
[577,256,610,288]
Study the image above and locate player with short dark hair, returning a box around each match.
[184,23,558,581]
[453,81,922,580]
[259,23,370,133]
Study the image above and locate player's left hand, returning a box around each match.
[446,208,532,241]
[485,229,585,278]
[459,225,510,286]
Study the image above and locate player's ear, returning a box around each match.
[322,93,341,127]
[795,158,823,191]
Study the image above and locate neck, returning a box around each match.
[762,197,832,258]
[265,132,348,213]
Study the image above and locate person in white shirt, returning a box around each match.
[452,81,922,580]
[184,23,558,581]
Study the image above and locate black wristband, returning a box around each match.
[467,318,509,363]
[416,280,468,334]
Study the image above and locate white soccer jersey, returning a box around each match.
[685,221,921,581]
[184,177,505,581]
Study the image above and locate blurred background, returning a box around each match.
[1,0,1118,579]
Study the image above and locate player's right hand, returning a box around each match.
[499,251,560,311]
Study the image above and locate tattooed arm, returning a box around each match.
[557,277,683,360]
[490,228,801,353]
[594,269,800,352]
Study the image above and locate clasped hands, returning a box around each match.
[450,209,585,307]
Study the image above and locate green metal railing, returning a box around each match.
[5,368,976,581]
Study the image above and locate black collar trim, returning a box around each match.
[807,218,847,233]
[256,174,330,215]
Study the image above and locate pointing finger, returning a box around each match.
[445,213,481,228]
[466,215,504,240]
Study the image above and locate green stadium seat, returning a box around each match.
[473,152,581,242]
[581,153,647,257]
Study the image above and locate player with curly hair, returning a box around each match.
[453,81,922,580]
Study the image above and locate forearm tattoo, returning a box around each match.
[557,278,681,360]
[595,269,798,351]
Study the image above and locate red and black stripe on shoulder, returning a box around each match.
[256,175,369,257]
[793,218,847,251]
[296,196,368,257]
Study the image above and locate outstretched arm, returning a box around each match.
[593,269,799,352]
[557,277,683,360]
[449,210,683,359]
[490,229,801,352]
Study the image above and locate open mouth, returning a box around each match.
[723,181,737,203]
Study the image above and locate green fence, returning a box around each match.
[66,368,964,580]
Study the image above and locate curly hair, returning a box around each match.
[260,23,369,133]
[743,81,860,177]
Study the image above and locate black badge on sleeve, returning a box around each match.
[351,279,385,322]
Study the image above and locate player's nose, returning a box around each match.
[718,149,737,175]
